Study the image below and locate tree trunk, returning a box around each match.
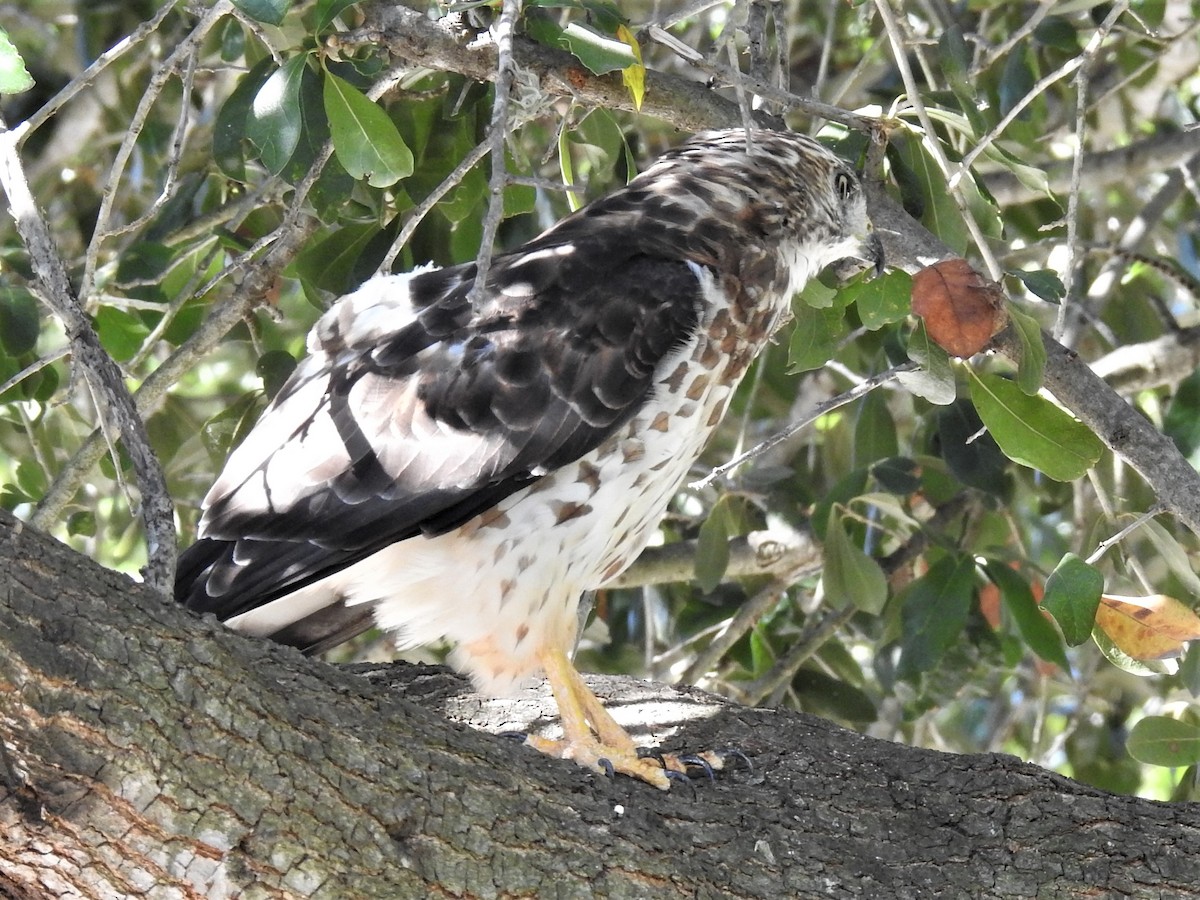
[2,508,1198,899]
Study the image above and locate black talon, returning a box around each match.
[636,747,668,768]
[678,753,716,781]
[716,747,754,773]
[598,757,616,779]
[497,730,528,743]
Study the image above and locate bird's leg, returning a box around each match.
[524,646,675,790]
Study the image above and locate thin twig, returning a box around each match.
[381,139,491,274]
[691,362,915,490]
[872,0,1002,280]
[80,2,233,307]
[1055,1,1131,341]
[1086,506,1165,566]
[0,115,176,594]
[469,0,521,305]
[14,1,184,144]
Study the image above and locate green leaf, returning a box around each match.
[0,27,34,95]
[1164,368,1200,459]
[936,401,1009,495]
[984,560,1069,669]
[214,58,274,179]
[1041,553,1103,646]
[202,393,264,463]
[823,509,888,614]
[559,22,636,75]
[897,554,976,679]
[852,270,913,330]
[900,319,956,405]
[315,0,360,33]
[1033,16,1081,52]
[1127,716,1200,767]
[967,370,1103,481]
[0,285,40,355]
[230,0,288,25]
[323,70,414,187]
[998,45,1035,119]
[1007,305,1046,395]
[1014,269,1066,304]
[787,304,847,372]
[15,459,46,499]
[854,390,898,466]
[695,496,734,593]
[892,130,968,254]
[94,306,149,362]
[1181,642,1200,698]
[256,350,297,401]
[291,223,380,300]
[247,55,308,176]
[66,510,97,538]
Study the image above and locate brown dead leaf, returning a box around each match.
[1094,594,1200,660]
[911,258,1008,357]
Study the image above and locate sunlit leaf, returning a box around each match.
[559,22,636,75]
[1041,553,1103,646]
[1095,594,1200,661]
[1127,716,1200,767]
[0,26,34,95]
[247,55,308,176]
[968,370,1103,481]
[315,0,360,33]
[900,319,956,405]
[323,70,414,187]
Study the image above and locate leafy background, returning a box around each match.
[1,0,1199,800]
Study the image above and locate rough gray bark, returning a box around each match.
[3,508,1199,899]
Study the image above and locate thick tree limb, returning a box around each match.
[3,508,1199,899]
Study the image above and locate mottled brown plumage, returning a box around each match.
[176,129,882,788]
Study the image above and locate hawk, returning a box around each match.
[176,128,883,789]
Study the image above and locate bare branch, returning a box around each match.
[0,118,175,594]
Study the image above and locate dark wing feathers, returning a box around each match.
[176,221,704,617]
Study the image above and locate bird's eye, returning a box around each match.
[834,171,854,200]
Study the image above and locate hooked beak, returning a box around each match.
[828,231,886,283]
[864,231,885,278]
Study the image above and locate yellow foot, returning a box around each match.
[525,646,746,790]
[523,737,743,789]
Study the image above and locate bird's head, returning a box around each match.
[650,129,884,295]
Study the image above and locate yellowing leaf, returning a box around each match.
[1095,594,1200,660]
[616,24,645,111]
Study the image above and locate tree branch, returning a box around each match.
[3,508,1200,899]
[0,117,176,595]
